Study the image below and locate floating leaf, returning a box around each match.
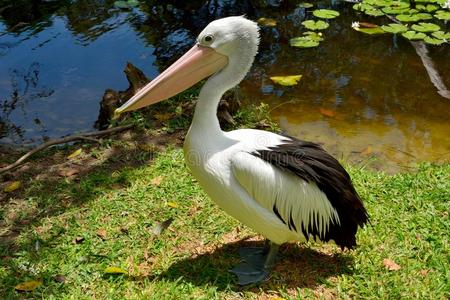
[382,6,409,14]
[435,10,450,20]
[381,23,408,33]
[114,0,138,9]
[415,12,433,20]
[67,148,82,159]
[298,2,314,8]
[15,279,42,291]
[303,31,324,41]
[364,8,385,16]
[151,218,174,235]
[424,36,446,45]
[417,4,439,12]
[412,22,440,32]
[353,3,375,12]
[383,258,401,271]
[302,20,329,30]
[270,75,303,86]
[290,36,320,48]
[257,17,277,27]
[167,201,179,208]
[312,9,340,19]
[319,108,336,118]
[4,181,21,192]
[396,14,419,22]
[389,1,410,9]
[432,30,450,39]
[104,266,127,274]
[354,26,386,34]
[402,30,426,40]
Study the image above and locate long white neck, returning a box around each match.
[189,52,257,141]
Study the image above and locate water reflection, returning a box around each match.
[0,0,449,171]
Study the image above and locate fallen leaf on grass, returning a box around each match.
[104,266,127,274]
[4,181,21,192]
[419,269,429,276]
[53,274,66,283]
[58,168,79,177]
[154,112,173,122]
[137,263,152,276]
[319,108,336,118]
[150,176,164,186]
[72,236,85,244]
[14,279,42,291]
[67,148,82,159]
[167,201,178,208]
[270,75,302,86]
[383,258,401,271]
[151,218,174,235]
[96,229,107,240]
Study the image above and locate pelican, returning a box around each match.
[116,16,368,285]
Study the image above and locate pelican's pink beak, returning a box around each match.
[115,45,228,114]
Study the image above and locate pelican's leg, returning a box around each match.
[230,241,280,286]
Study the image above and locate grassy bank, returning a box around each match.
[0,136,448,299]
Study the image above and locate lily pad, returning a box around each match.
[382,6,409,14]
[301,20,329,30]
[432,30,450,39]
[290,36,320,48]
[312,9,340,19]
[389,1,410,9]
[303,31,324,41]
[270,75,303,86]
[114,0,138,9]
[364,8,385,16]
[411,22,440,32]
[381,23,408,33]
[396,14,420,22]
[423,36,446,45]
[435,10,450,20]
[415,12,434,20]
[416,4,439,12]
[353,3,375,12]
[354,26,386,35]
[298,2,314,8]
[402,30,426,40]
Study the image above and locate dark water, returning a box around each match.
[1,0,449,171]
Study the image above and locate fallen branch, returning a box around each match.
[0,124,134,175]
[386,14,450,99]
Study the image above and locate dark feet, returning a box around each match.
[230,241,280,286]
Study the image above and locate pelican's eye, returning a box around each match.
[203,34,214,44]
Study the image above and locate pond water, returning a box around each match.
[1,0,449,172]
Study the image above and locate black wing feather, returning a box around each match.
[251,136,369,249]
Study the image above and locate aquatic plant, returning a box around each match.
[290,8,340,48]
[351,0,449,45]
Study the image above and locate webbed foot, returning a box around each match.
[230,241,280,286]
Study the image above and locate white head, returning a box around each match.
[116,16,260,113]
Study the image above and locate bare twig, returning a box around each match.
[0,124,133,175]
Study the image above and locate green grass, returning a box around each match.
[0,142,448,299]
